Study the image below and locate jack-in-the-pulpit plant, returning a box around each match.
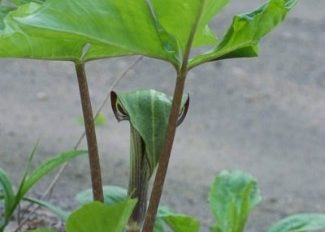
[1,0,324,231]
[111,90,189,231]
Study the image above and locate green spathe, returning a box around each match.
[111,89,189,176]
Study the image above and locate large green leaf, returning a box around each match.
[111,90,189,176]
[16,150,87,202]
[0,6,15,29]
[76,185,127,206]
[190,0,297,68]
[0,168,15,223]
[193,0,229,46]
[209,170,262,232]
[0,0,178,64]
[268,214,325,232]
[10,0,46,6]
[66,200,136,232]
[150,0,228,52]
[0,2,131,62]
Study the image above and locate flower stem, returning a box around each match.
[75,63,104,202]
[127,126,150,232]
[142,72,186,232]
[142,2,204,230]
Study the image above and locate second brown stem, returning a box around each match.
[75,63,104,202]
[142,72,186,232]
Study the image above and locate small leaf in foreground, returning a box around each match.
[155,207,200,232]
[268,214,325,232]
[66,200,136,232]
[209,170,262,232]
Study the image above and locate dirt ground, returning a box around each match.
[0,0,324,231]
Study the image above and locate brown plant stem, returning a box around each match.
[142,71,186,232]
[14,57,143,232]
[42,56,143,200]
[142,2,204,230]
[75,63,104,202]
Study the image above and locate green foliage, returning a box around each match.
[150,0,228,51]
[0,0,305,231]
[189,0,297,68]
[66,200,136,232]
[155,207,200,232]
[0,0,175,63]
[209,170,262,232]
[268,214,325,232]
[76,185,127,205]
[75,185,199,232]
[0,0,296,68]
[0,168,15,226]
[0,6,14,29]
[111,89,189,176]
[10,0,45,6]
[0,149,87,231]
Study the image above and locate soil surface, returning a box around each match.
[1,0,325,231]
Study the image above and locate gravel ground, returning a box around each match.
[0,0,325,231]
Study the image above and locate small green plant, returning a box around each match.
[0,147,86,231]
[27,170,325,232]
[1,0,323,231]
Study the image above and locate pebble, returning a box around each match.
[36,91,48,101]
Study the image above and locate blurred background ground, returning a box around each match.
[0,0,324,231]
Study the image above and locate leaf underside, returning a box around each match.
[0,0,296,68]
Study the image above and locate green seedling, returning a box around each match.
[0,148,86,231]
